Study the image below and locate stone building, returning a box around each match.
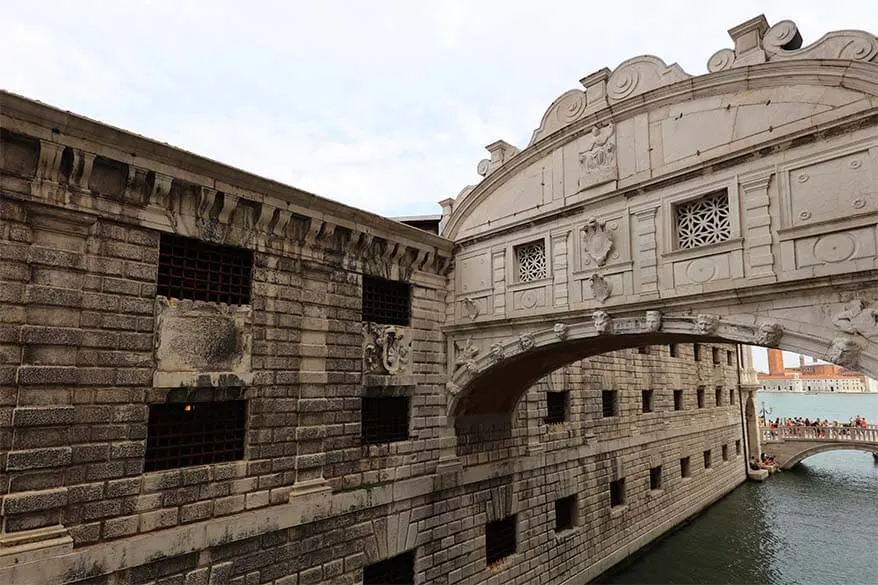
[758,349,875,393]
[4,11,878,585]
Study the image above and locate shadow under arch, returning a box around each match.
[781,443,878,469]
[449,313,868,417]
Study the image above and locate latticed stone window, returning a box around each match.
[514,240,547,283]
[674,190,731,249]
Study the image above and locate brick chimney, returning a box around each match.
[767,348,785,375]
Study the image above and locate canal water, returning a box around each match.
[598,392,878,585]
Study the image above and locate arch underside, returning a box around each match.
[781,443,878,468]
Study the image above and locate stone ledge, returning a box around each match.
[0,525,72,569]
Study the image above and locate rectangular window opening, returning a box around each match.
[693,343,702,362]
[601,390,618,418]
[729,388,736,405]
[697,386,705,409]
[674,189,731,250]
[673,389,684,411]
[363,551,415,585]
[668,343,678,358]
[712,347,721,365]
[609,478,626,508]
[680,456,691,478]
[715,386,723,407]
[362,275,411,325]
[545,391,569,425]
[638,345,650,355]
[157,232,253,305]
[641,389,654,414]
[362,395,410,444]
[649,466,663,491]
[735,440,742,456]
[485,515,517,566]
[727,350,734,366]
[145,400,246,472]
[554,495,576,532]
[704,449,712,470]
[514,240,547,283]
[722,444,729,462]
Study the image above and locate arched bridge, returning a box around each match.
[761,425,878,468]
[438,15,878,420]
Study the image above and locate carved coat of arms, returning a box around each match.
[581,217,613,267]
[363,323,411,375]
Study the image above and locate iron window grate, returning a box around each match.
[363,550,415,585]
[554,495,576,532]
[602,390,617,418]
[362,275,411,325]
[145,400,246,472]
[545,392,568,424]
[157,233,253,305]
[641,389,654,413]
[485,515,516,566]
[362,395,410,444]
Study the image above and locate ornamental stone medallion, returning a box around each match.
[363,323,411,375]
[581,217,614,267]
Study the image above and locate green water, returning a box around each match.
[598,393,878,585]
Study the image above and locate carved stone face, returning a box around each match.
[696,314,719,335]
[645,310,662,333]
[593,310,611,334]
[827,338,859,369]
[755,322,783,347]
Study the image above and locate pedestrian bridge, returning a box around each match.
[761,425,878,468]
[439,15,878,421]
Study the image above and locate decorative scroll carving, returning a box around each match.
[581,217,614,267]
[696,314,720,335]
[488,342,505,363]
[553,323,569,340]
[454,338,479,374]
[588,273,612,303]
[593,310,612,335]
[707,48,737,73]
[578,125,617,188]
[363,323,411,375]
[461,297,480,321]
[754,321,784,347]
[531,90,589,145]
[645,310,662,333]
[832,299,878,341]
[826,338,860,369]
[518,333,535,352]
[607,56,690,103]
[764,20,878,62]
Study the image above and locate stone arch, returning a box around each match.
[448,312,875,417]
[362,509,421,565]
[779,443,878,469]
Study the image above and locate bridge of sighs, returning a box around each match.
[436,15,878,464]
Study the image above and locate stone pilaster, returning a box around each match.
[551,230,570,308]
[741,173,776,282]
[633,206,659,297]
[491,250,506,318]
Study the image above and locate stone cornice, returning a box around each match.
[0,90,453,276]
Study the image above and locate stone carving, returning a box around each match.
[454,338,480,374]
[580,217,614,267]
[446,381,462,396]
[645,310,662,333]
[607,56,690,103]
[695,314,720,335]
[593,310,612,335]
[826,338,860,369]
[832,299,878,341]
[553,323,569,340]
[588,273,612,303]
[578,124,617,188]
[754,321,784,347]
[488,342,505,363]
[763,20,878,62]
[363,323,411,375]
[530,89,589,144]
[461,297,480,321]
[519,333,535,351]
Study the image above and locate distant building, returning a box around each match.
[757,349,875,393]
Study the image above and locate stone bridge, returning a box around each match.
[438,15,878,432]
[761,425,878,468]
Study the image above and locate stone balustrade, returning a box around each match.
[761,424,878,443]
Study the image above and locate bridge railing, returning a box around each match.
[761,425,878,443]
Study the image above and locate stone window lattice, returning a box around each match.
[675,190,731,249]
[515,240,547,283]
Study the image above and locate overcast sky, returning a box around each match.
[4,1,878,218]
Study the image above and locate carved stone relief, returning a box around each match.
[488,342,505,363]
[454,338,479,374]
[363,323,411,375]
[519,334,535,352]
[826,338,860,369]
[695,314,720,335]
[753,321,783,347]
[578,124,617,188]
[594,310,612,335]
[553,323,569,340]
[580,217,614,267]
[645,310,662,332]
[588,273,612,303]
[832,299,878,341]
[461,297,480,320]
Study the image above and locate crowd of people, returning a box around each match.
[749,453,779,471]
[765,415,872,428]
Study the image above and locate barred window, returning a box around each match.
[675,190,731,249]
[697,386,706,409]
[362,275,411,325]
[362,395,410,444]
[609,478,625,507]
[704,449,712,469]
[715,386,723,407]
[545,391,568,425]
[673,389,684,411]
[514,240,547,283]
[650,466,663,491]
[363,551,415,585]
[157,233,253,305]
[641,389,654,413]
[485,515,516,566]
[680,456,691,478]
[554,495,576,532]
[145,401,246,472]
[602,390,618,418]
